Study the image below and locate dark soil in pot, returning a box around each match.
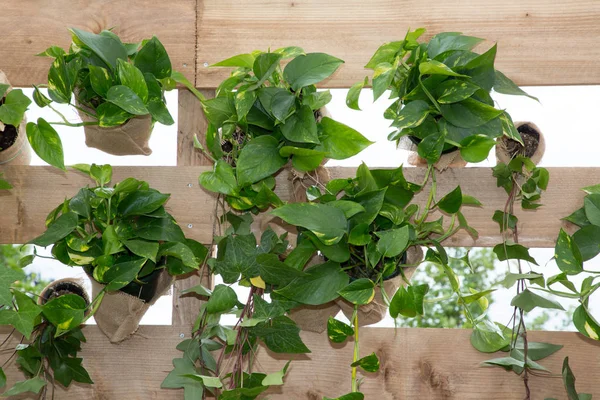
[502,123,540,158]
[343,250,408,282]
[0,124,18,151]
[40,280,90,306]
[221,127,248,167]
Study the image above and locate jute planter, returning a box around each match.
[496,121,545,166]
[77,102,154,156]
[336,245,424,327]
[0,70,31,166]
[87,266,173,343]
[38,278,90,308]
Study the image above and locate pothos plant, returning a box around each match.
[466,156,563,399]
[0,86,31,190]
[163,212,320,399]
[271,162,486,398]
[26,164,207,301]
[197,47,372,210]
[347,28,537,164]
[27,28,196,170]
[0,262,93,398]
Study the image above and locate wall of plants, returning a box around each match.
[0,26,596,400]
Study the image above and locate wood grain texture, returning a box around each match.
[177,89,216,167]
[0,166,592,247]
[1,326,598,399]
[0,0,196,87]
[196,0,600,88]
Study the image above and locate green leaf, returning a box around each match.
[440,98,503,128]
[573,305,600,340]
[555,229,583,275]
[271,203,347,246]
[117,59,148,103]
[492,210,518,232]
[324,393,365,400]
[372,62,394,101]
[147,97,174,125]
[493,243,538,265]
[436,186,463,214]
[350,352,380,373]
[36,45,66,58]
[202,96,235,127]
[26,119,65,170]
[419,60,468,77]
[107,85,149,115]
[283,52,344,91]
[0,291,42,339]
[2,377,46,397]
[134,36,172,79]
[499,273,544,289]
[0,367,5,388]
[427,32,483,59]
[517,341,562,361]
[584,194,600,226]
[29,211,78,246]
[211,53,255,68]
[47,55,74,103]
[338,278,375,305]
[303,90,332,110]
[181,284,212,297]
[90,163,112,186]
[460,134,495,163]
[0,89,31,126]
[42,294,87,334]
[365,40,404,69]
[573,224,600,261]
[274,261,348,305]
[346,77,367,111]
[562,357,591,400]
[71,28,127,70]
[393,100,430,129]
[252,316,310,353]
[375,226,409,258]
[252,52,282,86]
[390,286,416,318]
[96,102,133,127]
[280,105,318,143]
[417,133,445,163]
[256,254,307,287]
[236,135,287,186]
[316,117,373,160]
[124,239,159,262]
[159,242,199,270]
[0,264,25,306]
[206,284,237,314]
[102,258,146,291]
[510,289,564,312]
[32,86,51,108]
[470,321,511,353]
[499,112,524,146]
[493,70,538,101]
[199,160,238,195]
[327,317,354,343]
[119,190,170,217]
[436,79,480,104]
[261,361,291,386]
[270,90,295,122]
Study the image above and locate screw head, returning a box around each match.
[187,183,193,188]
[203,62,209,67]
[187,224,193,228]
[179,333,185,338]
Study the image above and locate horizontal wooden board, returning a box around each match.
[1,325,598,399]
[0,0,196,87]
[0,166,592,247]
[196,0,600,88]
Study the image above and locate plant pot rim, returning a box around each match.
[408,135,457,155]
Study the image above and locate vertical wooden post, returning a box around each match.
[172,88,216,327]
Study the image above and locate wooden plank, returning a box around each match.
[0,166,215,245]
[196,0,600,88]
[1,326,598,399]
[0,0,196,87]
[177,89,216,167]
[0,166,593,247]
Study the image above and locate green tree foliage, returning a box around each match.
[0,245,49,295]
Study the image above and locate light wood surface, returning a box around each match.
[0,166,591,248]
[196,0,600,88]
[0,0,196,87]
[1,326,597,399]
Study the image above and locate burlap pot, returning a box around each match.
[336,246,424,326]
[496,121,545,166]
[0,70,31,165]
[77,102,153,156]
[90,268,173,343]
[407,148,467,170]
[38,278,90,307]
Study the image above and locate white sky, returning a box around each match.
[17,85,600,329]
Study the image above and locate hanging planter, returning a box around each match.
[25,29,198,169]
[0,70,32,165]
[28,164,208,343]
[496,121,545,166]
[348,29,538,169]
[38,278,90,307]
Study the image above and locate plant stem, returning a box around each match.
[351,305,360,393]
[416,166,436,225]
